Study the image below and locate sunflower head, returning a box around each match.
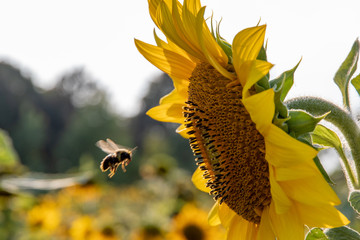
[136,0,349,238]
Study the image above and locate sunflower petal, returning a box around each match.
[218,203,236,228]
[269,167,292,214]
[242,89,274,134]
[243,60,273,97]
[135,39,195,79]
[191,167,209,192]
[176,124,193,138]
[265,124,318,167]
[227,215,257,240]
[280,174,341,206]
[233,25,266,86]
[146,103,184,123]
[208,202,221,226]
[195,7,235,80]
[269,203,304,240]
[295,202,349,228]
[257,206,276,240]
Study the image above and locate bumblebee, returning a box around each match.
[96,138,137,178]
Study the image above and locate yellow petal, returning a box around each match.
[159,88,187,105]
[269,203,304,240]
[157,1,203,59]
[191,166,209,193]
[176,124,193,138]
[243,60,273,98]
[265,124,318,167]
[218,203,236,228]
[269,166,292,214]
[195,7,235,80]
[257,206,276,240]
[146,103,184,123]
[208,202,221,226]
[295,202,349,228]
[242,89,274,134]
[280,174,341,206]
[232,25,266,85]
[274,162,317,181]
[135,39,195,79]
[227,215,257,240]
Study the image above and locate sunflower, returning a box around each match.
[135,0,349,239]
[167,204,225,240]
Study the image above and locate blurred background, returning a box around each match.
[0,0,359,239]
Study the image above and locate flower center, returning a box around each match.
[185,62,272,224]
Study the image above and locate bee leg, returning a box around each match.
[121,162,127,172]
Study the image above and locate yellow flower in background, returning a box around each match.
[27,198,61,233]
[167,204,226,240]
[136,0,349,239]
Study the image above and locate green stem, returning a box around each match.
[286,97,360,189]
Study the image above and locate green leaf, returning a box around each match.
[306,228,328,240]
[0,129,20,168]
[349,190,360,215]
[312,124,357,187]
[351,73,360,96]
[324,226,360,240]
[334,39,360,109]
[313,155,334,184]
[270,60,300,101]
[287,110,328,138]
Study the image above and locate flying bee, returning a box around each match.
[96,138,137,178]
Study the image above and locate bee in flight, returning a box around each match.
[96,138,137,178]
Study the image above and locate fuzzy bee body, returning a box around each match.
[96,138,136,178]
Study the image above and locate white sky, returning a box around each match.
[0,0,359,117]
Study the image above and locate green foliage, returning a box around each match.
[334,39,360,109]
[306,228,328,240]
[349,191,360,215]
[0,129,19,169]
[351,73,360,96]
[287,110,328,138]
[324,226,360,240]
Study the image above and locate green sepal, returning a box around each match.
[349,190,360,215]
[255,45,270,90]
[287,110,328,138]
[351,73,360,96]
[270,60,300,101]
[272,112,290,132]
[324,226,360,240]
[211,18,233,64]
[273,77,289,118]
[306,228,328,240]
[334,39,359,109]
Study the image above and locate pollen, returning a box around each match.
[185,62,272,224]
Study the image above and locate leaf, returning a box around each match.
[351,73,360,96]
[312,125,346,160]
[334,39,360,108]
[287,110,328,138]
[306,228,328,240]
[270,60,300,101]
[349,190,360,215]
[0,129,20,168]
[324,226,360,240]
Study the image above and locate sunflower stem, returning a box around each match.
[286,97,360,189]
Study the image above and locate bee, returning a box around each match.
[96,138,137,178]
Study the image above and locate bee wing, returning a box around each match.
[106,138,131,151]
[96,140,117,154]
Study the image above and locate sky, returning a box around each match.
[0,0,359,117]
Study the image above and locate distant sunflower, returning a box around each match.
[167,204,225,240]
[27,198,61,233]
[135,0,349,239]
